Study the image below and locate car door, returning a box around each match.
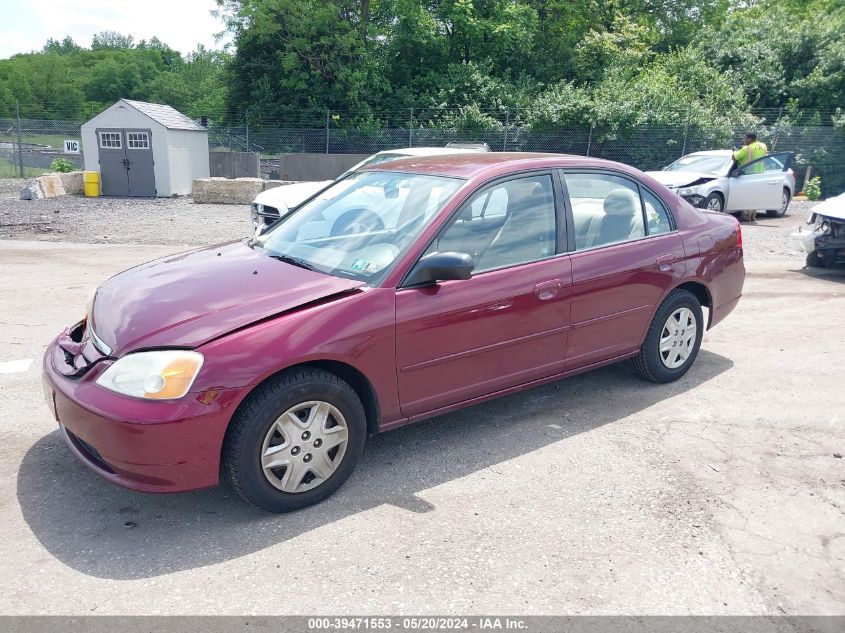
[725,152,794,211]
[561,170,686,370]
[394,172,573,419]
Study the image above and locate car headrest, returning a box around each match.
[603,188,639,217]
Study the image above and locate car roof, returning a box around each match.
[376,147,485,157]
[362,151,630,179]
[684,150,733,157]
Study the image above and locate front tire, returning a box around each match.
[805,250,829,268]
[632,289,704,383]
[702,192,724,214]
[766,188,791,218]
[223,368,367,513]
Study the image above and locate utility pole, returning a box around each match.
[15,100,24,178]
[503,109,509,152]
[586,126,593,157]
[681,107,691,157]
[409,107,413,147]
[326,109,330,154]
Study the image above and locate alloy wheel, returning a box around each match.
[659,307,697,369]
[706,196,722,212]
[260,401,349,493]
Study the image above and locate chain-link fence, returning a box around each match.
[0,117,84,179]
[4,111,843,197]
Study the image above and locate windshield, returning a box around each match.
[666,154,732,175]
[256,170,464,282]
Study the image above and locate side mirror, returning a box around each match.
[405,251,474,287]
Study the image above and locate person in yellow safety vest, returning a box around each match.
[733,132,768,174]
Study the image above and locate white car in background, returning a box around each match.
[647,149,796,217]
[251,144,490,234]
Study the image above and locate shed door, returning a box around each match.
[97,129,129,196]
[96,128,156,197]
[124,129,156,196]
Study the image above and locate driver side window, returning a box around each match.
[427,175,557,274]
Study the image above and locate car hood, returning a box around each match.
[812,192,845,221]
[253,181,331,209]
[91,241,364,355]
[646,170,718,188]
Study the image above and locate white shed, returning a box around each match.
[81,99,209,197]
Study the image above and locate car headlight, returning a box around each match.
[677,186,698,196]
[96,350,204,400]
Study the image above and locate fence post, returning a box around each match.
[586,126,593,157]
[15,100,24,178]
[503,109,509,152]
[681,108,691,157]
[245,113,250,153]
[325,109,330,154]
[409,108,413,147]
[772,105,784,151]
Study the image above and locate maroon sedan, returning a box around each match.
[43,153,744,512]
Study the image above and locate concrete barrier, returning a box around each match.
[191,177,296,204]
[19,171,85,200]
[58,171,84,195]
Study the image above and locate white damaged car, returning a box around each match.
[647,150,796,217]
[790,192,845,268]
[251,145,489,234]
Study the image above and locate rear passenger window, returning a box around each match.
[564,173,644,250]
[642,189,673,235]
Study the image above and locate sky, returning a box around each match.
[0,0,228,59]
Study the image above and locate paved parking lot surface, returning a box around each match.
[0,199,843,615]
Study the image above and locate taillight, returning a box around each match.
[736,219,743,250]
[789,168,796,179]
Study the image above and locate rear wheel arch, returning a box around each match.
[662,280,713,329]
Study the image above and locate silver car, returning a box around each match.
[647,150,796,217]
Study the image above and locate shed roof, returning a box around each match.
[120,99,206,131]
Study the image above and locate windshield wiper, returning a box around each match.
[268,254,320,272]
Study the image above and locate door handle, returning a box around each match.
[533,279,562,300]
[656,254,675,265]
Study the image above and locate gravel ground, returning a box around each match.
[0,189,250,246]
[0,182,819,262]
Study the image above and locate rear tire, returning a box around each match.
[766,188,791,218]
[223,368,367,513]
[632,289,704,383]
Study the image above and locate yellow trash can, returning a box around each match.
[83,171,100,197]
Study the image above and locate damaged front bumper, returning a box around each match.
[680,193,706,207]
[790,213,845,266]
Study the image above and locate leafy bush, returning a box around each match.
[804,176,822,200]
[50,158,76,173]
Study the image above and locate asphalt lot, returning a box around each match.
[0,194,843,615]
